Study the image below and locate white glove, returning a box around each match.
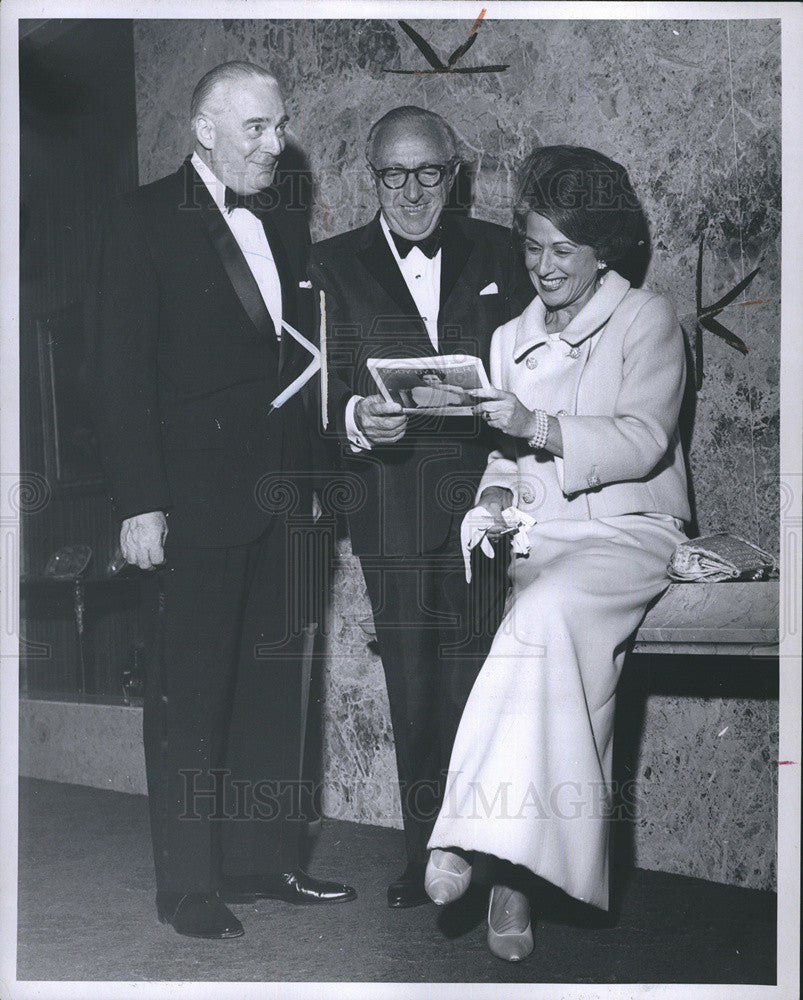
[502,505,537,560]
[461,506,497,582]
[461,505,536,582]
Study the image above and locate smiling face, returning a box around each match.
[524,212,600,317]
[194,76,288,194]
[371,121,456,240]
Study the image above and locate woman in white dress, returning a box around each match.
[423,146,691,962]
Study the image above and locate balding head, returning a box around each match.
[366,106,458,165]
[191,61,288,195]
[190,61,280,124]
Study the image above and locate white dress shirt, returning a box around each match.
[379,213,441,350]
[346,213,443,450]
[191,151,283,339]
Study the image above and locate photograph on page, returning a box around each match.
[367,354,490,414]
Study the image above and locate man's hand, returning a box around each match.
[477,486,514,538]
[355,394,408,445]
[120,511,168,570]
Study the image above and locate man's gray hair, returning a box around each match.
[366,106,459,162]
[190,61,279,122]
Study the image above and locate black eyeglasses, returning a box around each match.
[368,160,456,189]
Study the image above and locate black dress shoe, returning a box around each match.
[221,869,357,905]
[387,862,430,909]
[156,890,244,939]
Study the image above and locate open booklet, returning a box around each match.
[367,354,491,415]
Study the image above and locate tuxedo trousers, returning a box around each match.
[141,518,309,893]
[360,538,508,866]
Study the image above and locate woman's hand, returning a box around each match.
[478,485,514,537]
[470,388,540,439]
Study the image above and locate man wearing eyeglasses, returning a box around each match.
[309,105,528,909]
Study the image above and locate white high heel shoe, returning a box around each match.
[424,849,472,905]
[486,884,534,962]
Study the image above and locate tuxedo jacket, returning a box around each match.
[309,212,530,557]
[86,158,317,547]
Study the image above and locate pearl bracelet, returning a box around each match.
[526,408,549,451]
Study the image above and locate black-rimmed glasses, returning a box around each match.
[368,160,456,189]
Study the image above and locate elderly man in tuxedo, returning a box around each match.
[87,61,354,940]
[309,106,528,908]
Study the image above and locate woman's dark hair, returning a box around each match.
[420,369,445,381]
[513,145,649,268]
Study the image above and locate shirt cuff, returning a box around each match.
[345,395,372,452]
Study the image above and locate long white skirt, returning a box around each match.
[428,513,685,910]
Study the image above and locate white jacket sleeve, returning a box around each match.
[557,294,685,494]
[475,324,521,505]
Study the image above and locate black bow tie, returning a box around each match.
[224,186,267,215]
[388,226,442,259]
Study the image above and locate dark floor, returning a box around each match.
[15,778,775,986]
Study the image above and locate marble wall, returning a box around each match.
[132,17,781,890]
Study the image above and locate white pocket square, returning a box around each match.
[479,282,498,296]
[298,280,312,289]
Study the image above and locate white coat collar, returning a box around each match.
[513,270,631,362]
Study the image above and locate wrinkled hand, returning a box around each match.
[355,394,408,445]
[477,486,514,538]
[120,511,168,570]
[470,388,539,439]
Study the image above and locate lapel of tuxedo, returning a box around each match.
[185,160,278,352]
[435,214,478,354]
[356,214,430,344]
[259,202,299,375]
[439,213,474,313]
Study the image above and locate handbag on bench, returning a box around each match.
[668,532,776,583]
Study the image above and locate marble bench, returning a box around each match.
[355,574,780,659]
[632,580,779,657]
